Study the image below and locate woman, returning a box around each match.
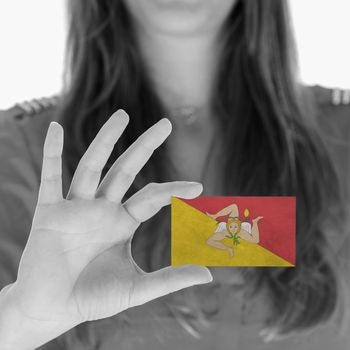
[0,0,349,349]
[206,203,263,256]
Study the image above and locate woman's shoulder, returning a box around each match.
[0,95,59,132]
[305,84,350,135]
[307,84,350,108]
[0,96,60,173]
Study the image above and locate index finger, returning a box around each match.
[96,118,172,203]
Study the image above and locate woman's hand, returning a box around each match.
[0,110,212,349]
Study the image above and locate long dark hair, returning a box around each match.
[56,0,348,346]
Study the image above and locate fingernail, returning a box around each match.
[197,267,213,284]
[113,110,129,123]
[205,271,213,283]
[189,182,203,194]
[158,118,172,132]
[202,273,213,284]
[48,121,63,137]
[50,121,60,128]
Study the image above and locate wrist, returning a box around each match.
[0,282,75,349]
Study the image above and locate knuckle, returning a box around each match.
[80,161,101,174]
[141,182,160,201]
[95,135,114,149]
[116,166,135,182]
[161,267,172,283]
[135,135,156,154]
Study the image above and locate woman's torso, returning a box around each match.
[0,86,350,349]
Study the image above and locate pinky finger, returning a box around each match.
[38,122,64,205]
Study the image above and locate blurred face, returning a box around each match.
[123,0,238,37]
[228,222,239,234]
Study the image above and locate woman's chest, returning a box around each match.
[165,121,224,195]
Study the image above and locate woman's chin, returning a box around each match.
[124,0,237,37]
[143,7,211,36]
[154,0,202,9]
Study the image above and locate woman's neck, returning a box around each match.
[135,28,221,114]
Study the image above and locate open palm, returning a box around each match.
[9,110,212,342]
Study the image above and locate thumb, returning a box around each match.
[130,265,213,307]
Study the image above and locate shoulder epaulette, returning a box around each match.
[0,95,59,122]
[13,95,60,119]
[330,88,350,106]
[311,84,350,107]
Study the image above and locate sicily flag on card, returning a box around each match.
[171,196,296,267]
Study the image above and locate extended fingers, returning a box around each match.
[96,118,172,203]
[66,110,129,200]
[38,122,64,205]
[123,181,203,223]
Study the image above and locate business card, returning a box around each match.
[171,196,296,267]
